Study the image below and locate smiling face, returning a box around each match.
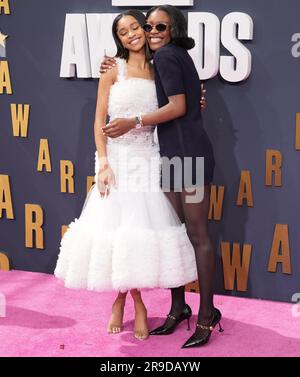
[116,15,146,53]
[145,9,172,51]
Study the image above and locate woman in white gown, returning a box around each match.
[54,10,197,340]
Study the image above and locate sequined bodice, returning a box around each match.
[107,58,158,146]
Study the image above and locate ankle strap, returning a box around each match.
[196,323,214,331]
[167,314,176,321]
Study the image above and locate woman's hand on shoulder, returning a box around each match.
[99,63,118,85]
[99,56,117,75]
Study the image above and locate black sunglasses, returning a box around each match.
[142,23,169,33]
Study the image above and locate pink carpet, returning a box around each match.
[0,270,299,357]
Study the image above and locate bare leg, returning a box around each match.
[107,291,127,334]
[130,289,148,340]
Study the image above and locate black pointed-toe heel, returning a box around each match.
[149,304,192,335]
[181,308,224,348]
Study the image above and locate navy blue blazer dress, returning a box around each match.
[153,43,215,190]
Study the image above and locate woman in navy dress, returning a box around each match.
[102,5,223,348]
[152,39,215,190]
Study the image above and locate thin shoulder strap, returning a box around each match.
[116,58,127,81]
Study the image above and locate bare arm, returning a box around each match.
[102,49,188,138]
[140,94,186,126]
[94,67,116,165]
[142,50,186,125]
[93,66,118,196]
[102,94,186,138]
[141,82,205,126]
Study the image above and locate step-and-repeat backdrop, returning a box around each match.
[0,0,299,302]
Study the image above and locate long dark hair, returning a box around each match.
[146,5,195,50]
[112,9,152,61]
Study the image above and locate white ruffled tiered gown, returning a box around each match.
[54,58,197,292]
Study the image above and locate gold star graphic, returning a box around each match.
[0,31,8,48]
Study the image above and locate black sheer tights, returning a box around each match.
[164,186,215,324]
